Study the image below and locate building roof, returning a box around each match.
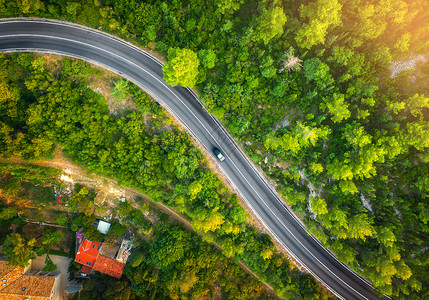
[116,239,132,264]
[99,242,118,260]
[75,238,102,268]
[0,261,24,292]
[0,260,16,278]
[0,275,55,299]
[80,265,92,276]
[64,284,82,294]
[93,255,125,279]
[97,220,111,234]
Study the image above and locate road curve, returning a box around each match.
[0,19,385,300]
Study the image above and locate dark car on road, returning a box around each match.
[213,148,225,161]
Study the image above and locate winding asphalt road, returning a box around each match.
[0,19,385,300]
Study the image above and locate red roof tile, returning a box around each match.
[75,238,102,268]
[80,265,92,275]
[93,255,125,279]
[0,275,55,299]
[0,261,24,292]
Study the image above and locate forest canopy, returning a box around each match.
[0,0,428,298]
[0,53,329,299]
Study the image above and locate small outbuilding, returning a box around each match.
[97,220,111,234]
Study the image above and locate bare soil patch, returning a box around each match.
[2,149,281,295]
[389,54,427,78]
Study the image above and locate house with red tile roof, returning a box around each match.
[74,236,130,279]
[93,255,125,279]
[0,275,57,300]
[0,260,60,300]
[75,238,102,268]
[0,262,25,291]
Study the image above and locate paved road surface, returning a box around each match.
[0,19,386,300]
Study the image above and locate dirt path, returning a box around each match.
[1,149,193,229]
[1,151,281,298]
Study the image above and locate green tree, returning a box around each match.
[65,2,80,17]
[347,214,375,240]
[0,78,20,120]
[329,209,349,235]
[295,0,342,48]
[111,78,131,102]
[0,207,17,220]
[192,209,225,233]
[260,247,273,260]
[267,131,301,153]
[215,0,244,15]
[148,226,189,269]
[331,240,356,265]
[343,123,372,149]
[327,159,354,181]
[405,121,429,151]
[309,162,324,174]
[405,93,429,119]
[162,48,200,87]
[188,180,203,200]
[43,255,57,272]
[103,280,134,300]
[339,180,359,194]
[36,229,63,256]
[394,32,411,53]
[303,58,331,82]
[2,233,36,268]
[165,270,199,295]
[198,49,216,69]
[69,186,94,214]
[294,122,330,148]
[76,277,135,300]
[311,197,328,215]
[228,205,246,224]
[322,93,351,123]
[376,227,396,248]
[16,0,45,14]
[340,0,393,47]
[259,56,277,78]
[56,214,67,226]
[252,6,287,45]
[131,2,161,40]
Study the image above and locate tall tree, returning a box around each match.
[323,93,351,123]
[163,48,200,87]
[198,49,217,69]
[295,0,342,48]
[215,0,244,16]
[2,233,36,268]
[42,255,57,272]
[36,228,63,256]
[252,6,287,45]
[0,207,17,220]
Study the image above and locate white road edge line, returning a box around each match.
[0,30,377,299]
[185,89,376,289]
[0,23,384,289]
[0,19,164,66]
